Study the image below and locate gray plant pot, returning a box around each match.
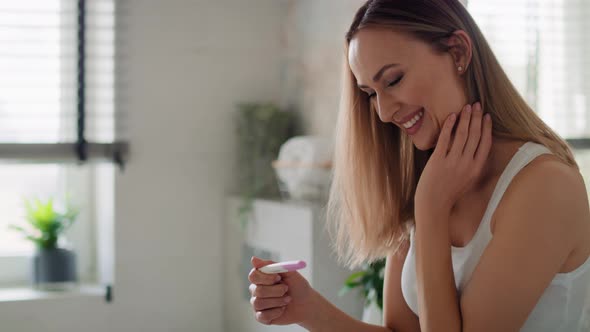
[32,248,77,289]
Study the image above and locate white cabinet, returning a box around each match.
[223,198,364,332]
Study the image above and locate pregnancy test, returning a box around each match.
[259,260,307,274]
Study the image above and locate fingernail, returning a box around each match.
[275,275,281,282]
[485,113,491,120]
[451,113,457,121]
[466,105,472,113]
[284,296,292,303]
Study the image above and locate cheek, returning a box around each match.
[413,67,461,123]
[398,72,430,106]
[401,72,436,117]
[432,66,466,110]
[403,71,449,146]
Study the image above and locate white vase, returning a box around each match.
[362,301,383,325]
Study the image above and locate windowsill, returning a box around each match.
[0,284,106,303]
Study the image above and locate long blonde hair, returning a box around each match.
[327,0,578,269]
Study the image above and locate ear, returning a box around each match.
[446,30,473,75]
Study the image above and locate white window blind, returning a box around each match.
[468,0,590,192]
[468,0,590,143]
[0,0,120,285]
[0,0,127,164]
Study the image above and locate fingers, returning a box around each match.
[249,257,291,325]
[249,283,289,298]
[250,294,292,311]
[251,256,275,269]
[449,104,472,158]
[475,110,493,167]
[249,256,281,285]
[464,102,483,158]
[433,112,458,158]
[249,268,281,285]
[255,306,286,325]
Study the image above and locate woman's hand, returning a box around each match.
[248,256,317,326]
[414,102,493,217]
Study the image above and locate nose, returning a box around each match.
[375,94,398,123]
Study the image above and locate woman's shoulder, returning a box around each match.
[520,149,581,190]
[494,147,589,250]
[489,139,577,226]
[501,146,585,218]
[500,138,580,192]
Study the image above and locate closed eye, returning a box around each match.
[366,74,404,99]
[386,75,404,88]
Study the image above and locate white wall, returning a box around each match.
[0,1,286,331]
[283,0,364,139]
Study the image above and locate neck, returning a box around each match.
[476,136,523,189]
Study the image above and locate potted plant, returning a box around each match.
[234,102,299,228]
[9,197,79,290]
[339,258,386,324]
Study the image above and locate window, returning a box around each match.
[0,0,125,286]
[467,0,590,192]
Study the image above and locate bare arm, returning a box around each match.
[301,238,420,332]
[459,161,583,331]
[414,159,584,332]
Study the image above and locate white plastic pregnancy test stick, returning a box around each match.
[259,260,307,274]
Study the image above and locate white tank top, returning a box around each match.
[401,141,590,331]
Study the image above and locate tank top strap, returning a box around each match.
[479,141,553,233]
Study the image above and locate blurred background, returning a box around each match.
[0,0,588,331]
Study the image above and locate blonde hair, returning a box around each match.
[327,0,579,269]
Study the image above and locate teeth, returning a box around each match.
[403,111,424,129]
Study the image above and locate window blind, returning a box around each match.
[0,0,127,165]
[468,0,590,148]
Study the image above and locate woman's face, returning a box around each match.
[348,27,468,151]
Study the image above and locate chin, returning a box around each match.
[413,141,434,151]
[411,132,437,151]
[407,109,437,151]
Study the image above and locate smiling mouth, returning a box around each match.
[401,108,425,136]
[401,109,424,129]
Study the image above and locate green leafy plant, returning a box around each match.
[339,258,386,310]
[234,102,299,229]
[9,197,79,250]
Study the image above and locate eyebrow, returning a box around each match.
[357,63,400,89]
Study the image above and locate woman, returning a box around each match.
[248,0,590,331]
